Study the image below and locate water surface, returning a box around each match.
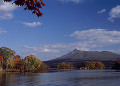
[0,70,120,86]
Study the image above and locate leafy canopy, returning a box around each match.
[0,47,16,60]
[83,61,105,69]
[0,47,16,69]
[57,62,74,69]
[4,0,45,17]
[24,54,43,70]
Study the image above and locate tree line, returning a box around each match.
[0,47,48,72]
[57,61,105,70]
[57,60,120,70]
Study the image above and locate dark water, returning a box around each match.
[0,70,120,86]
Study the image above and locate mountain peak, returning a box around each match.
[56,49,120,61]
[70,49,81,54]
[73,48,78,52]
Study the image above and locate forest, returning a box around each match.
[0,47,48,73]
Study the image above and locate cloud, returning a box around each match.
[18,29,120,61]
[108,5,120,22]
[18,43,91,61]
[23,21,42,27]
[0,29,7,34]
[71,29,120,45]
[0,1,17,20]
[59,0,85,4]
[97,9,106,14]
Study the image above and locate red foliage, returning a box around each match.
[4,0,45,17]
[0,56,2,61]
[13,56,19,65]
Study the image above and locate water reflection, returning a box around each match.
[0,70,120,86]
[0,73,6,86]
[0,73,41,86]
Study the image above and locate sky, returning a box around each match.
[0,0,120,61]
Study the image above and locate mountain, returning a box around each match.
[55,49,120,61]
[44,49,120,68]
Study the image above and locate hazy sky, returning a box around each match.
[0,0,120,61]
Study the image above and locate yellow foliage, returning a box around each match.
[24,54,42,70]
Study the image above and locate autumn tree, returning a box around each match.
[82,61,105,69]
[18,59,26,71]
[0,47,16,69]
[95,61,105,69]
[24,54,43,71]
[57,62,74,70]
[7,58,14,69]
[0,56,2,66]
[5,54,48,72]
[4,0,45,17]
[13,55,20,63]
[5,55,21,69]
[0,56,2,70]
[12,55,20,69]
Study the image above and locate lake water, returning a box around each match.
[0,70,120,86]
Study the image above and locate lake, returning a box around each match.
[0,70,120,86]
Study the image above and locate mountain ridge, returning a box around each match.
[44,49,120,68]
[55,49,120,61]
[45,49,120,63]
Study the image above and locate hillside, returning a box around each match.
[55,49,120,61]
[44,49,120,68]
